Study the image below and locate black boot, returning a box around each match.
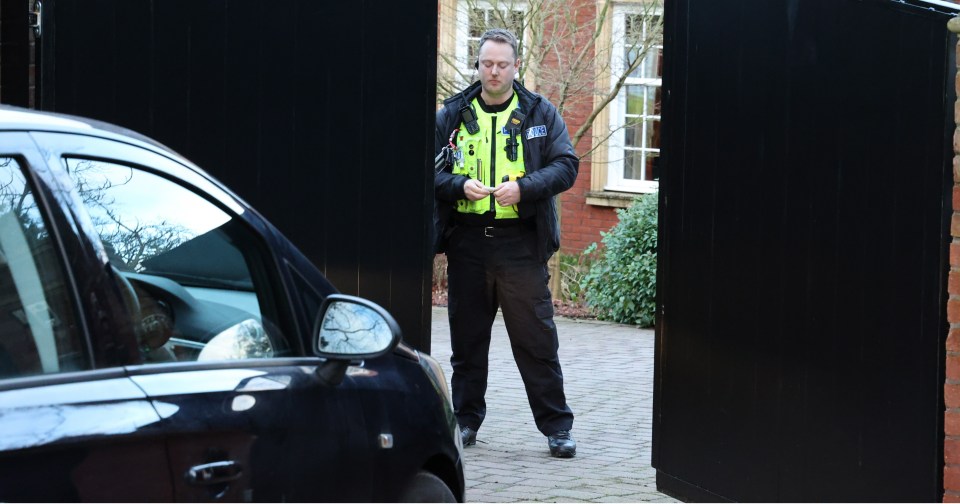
[547,430,576,458]
[460,426,477,447]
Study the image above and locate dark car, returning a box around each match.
[0,106,463,502]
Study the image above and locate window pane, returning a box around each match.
[647,118,661,151]
[641,45,661,80]
[625,14,643,78]
[644,151,660,181]
[624,150,642,180]
[469,44,479,68]
[626,85,645,116]
[0,157,85,379]
[625,14,641,43]
[655,46,664,79]
[626,15,663,79]
[624,123,642,148]
[507,10,524,41]
[626,45,643,79]
[653,85,663,116]
[65,158,291,363]
[469,9,485,37]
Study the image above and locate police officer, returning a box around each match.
[434,28,579,458]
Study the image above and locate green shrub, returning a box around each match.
[580,193,658,327]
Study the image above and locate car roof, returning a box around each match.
[2,105,264,226]
[0,105,186,162]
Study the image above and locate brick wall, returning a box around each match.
[947,15,960,503]
[561,191,620,253]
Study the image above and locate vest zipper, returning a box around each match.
[490,115,497,213]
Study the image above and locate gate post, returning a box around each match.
[946,15,960,504]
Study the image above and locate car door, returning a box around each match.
[31,131,384,501]
[0,134,174,502]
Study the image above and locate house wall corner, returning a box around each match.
[946,14,960,504]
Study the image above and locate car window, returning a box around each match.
[0,157,86,378]
[64,158,292,363]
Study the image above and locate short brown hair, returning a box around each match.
[478,28,519,60]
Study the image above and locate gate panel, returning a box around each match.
[38,0,438,351]
[655,0,955,500]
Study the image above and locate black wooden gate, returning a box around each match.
[655,0,957,501]
[33,0,438,351]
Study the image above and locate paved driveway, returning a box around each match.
[429,307,678,503]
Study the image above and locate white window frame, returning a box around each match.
[606,4,662,194]
[454,1,528,88]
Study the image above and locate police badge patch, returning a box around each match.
[526,125,547,139]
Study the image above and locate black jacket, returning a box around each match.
[434,80,579,262]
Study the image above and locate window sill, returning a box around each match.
[585,191,642,208]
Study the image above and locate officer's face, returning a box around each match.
[477,41,520,104]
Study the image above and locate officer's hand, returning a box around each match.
[492,181,521,207]
[463,179,492,201]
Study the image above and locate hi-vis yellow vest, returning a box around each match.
[452,94,526,219]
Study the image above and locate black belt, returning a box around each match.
[478,226,525,238]
[455,223,526,238]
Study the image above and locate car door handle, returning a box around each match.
[185,461,243,485]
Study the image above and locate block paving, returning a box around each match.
[429,307,679,503]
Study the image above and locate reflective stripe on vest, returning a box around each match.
[452,94,525,219]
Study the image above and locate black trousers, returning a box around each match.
[446,224,574,436]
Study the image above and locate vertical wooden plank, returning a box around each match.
[185,0,227,175]
[0,0,31,106]
[150,0,191,152]
[221,0,261,206]
[114,0,152,134]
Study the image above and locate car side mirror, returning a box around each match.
[313,294,402,386]
[314,293,401,358]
